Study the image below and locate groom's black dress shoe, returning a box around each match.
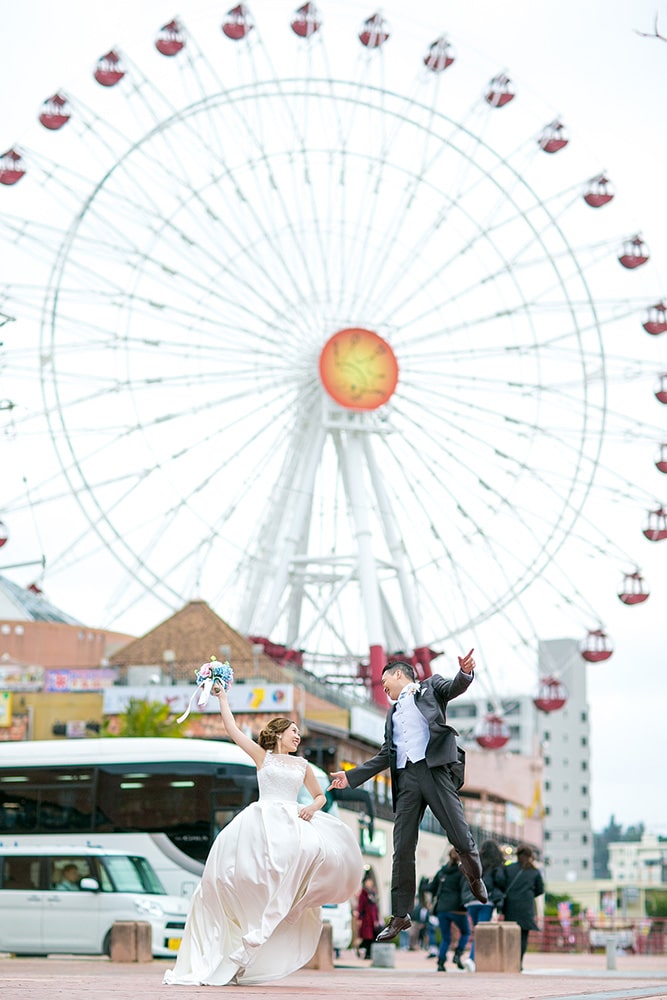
[376,915,411,941]
[468,878,489,904]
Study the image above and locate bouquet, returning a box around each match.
[196,656,234,693]
[176,656,234,724]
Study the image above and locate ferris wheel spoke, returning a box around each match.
[43,382,304,610]
[45,99,326,317]
[382,396,597,593]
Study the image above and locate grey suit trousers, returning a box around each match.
[391,758,476,917]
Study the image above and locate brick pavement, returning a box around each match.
[1,948,665,1000]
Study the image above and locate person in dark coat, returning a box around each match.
[428,848,470,972]
[329,652,487,943]
[460,838,507,969]
[355,875,380,959]
[502,844,544,968]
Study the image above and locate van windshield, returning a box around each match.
[102,854,166,894]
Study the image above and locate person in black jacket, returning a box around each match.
[428,848,470,972]
[503,844,544,969]
[461,839,507,970]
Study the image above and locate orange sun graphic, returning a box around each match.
[319,328,399,410]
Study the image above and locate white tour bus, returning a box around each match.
[0,737,341,899]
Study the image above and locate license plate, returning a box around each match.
[167,938,182,951]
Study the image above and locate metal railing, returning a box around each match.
[532,916,666,955]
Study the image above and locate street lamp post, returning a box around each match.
[163,649,175,685]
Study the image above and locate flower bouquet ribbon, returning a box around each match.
[176,656,234,724]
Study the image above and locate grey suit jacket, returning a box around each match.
[346,670,473,810]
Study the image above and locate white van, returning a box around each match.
[0,846,188,958]
[321,899,353,954]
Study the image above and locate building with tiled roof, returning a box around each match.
[107,599,292,685]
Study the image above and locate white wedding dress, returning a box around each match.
[164,751,363,986]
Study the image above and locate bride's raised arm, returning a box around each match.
[213,684,265,768]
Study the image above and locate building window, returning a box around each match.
[582,859,589,869]
[581,711,587,723]
[581,736,587,746]
[447,704,477,719]
[581,761,588,771]
[544,756,550,766]
[582,834,588,844]
[543,731,550,741]
[544,831,551,840]
[545,806,550,816]
[581,810,588,820]
[581,785,588,795]
[544,781,550,791]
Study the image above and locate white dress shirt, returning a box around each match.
[393,684,430,769]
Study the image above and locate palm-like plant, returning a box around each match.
[103,698,184,738]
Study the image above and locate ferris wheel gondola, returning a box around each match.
[618,571,650,605]
[475,713,510,750]
[38,94,71,131]
[155,20,186,57]
[291,3,321,38]
[534,676,569,712]
[643,507,667,541]
[643,302,667,335]
[579,628,614,663]
[94,50,126,87]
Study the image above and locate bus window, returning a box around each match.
[94,763,259,864]
[0,768,94,833]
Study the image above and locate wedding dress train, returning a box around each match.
[164,751,363,986]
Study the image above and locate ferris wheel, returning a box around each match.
[0,2,665,715]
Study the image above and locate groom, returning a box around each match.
[329,650,487,941]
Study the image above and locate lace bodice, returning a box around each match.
[258,751,307,802]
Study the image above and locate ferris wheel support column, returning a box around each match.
[335,428,386,704]
[362,434,430,673]
[244,419,327,640]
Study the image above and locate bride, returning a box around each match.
[164,684,364,986]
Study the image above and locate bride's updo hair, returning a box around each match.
[258,717,294,750]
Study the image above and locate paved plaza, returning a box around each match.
[1,947,666,1000]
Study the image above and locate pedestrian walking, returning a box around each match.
[356,875,380,960]
[502,844,544,969]
[461,839,507,970]
[428,848,470,972]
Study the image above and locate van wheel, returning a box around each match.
[103,931,112,957]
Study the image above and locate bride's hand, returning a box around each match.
[298,805,315,822]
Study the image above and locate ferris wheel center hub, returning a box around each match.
[319,328,399,411]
